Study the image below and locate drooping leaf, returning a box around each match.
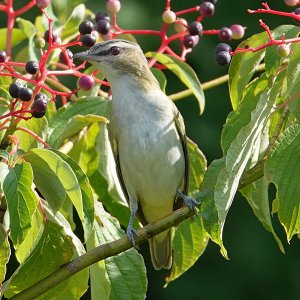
[151,67,167,92]
[24,149,82,214]
[50,150,94,241]
[47,97,110,148]
[2,162,38,247]
[229,31,268,109]
[145,52,205,113]
[87,201,147,300]
[265,124,300,241]
[0,224,10,284]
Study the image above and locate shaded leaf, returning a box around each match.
[0,28,26,50]
[0,224,10,284]
[145,52,204,113]
[151,67,167,92]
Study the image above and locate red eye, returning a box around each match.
[110,46,120,56]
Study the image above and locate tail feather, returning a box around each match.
[149,230,172,270]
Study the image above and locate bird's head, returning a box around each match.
[74,39,153,82]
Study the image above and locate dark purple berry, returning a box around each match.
[294,8,300,24]
[0,50,7,63]
[31,111,46,118]
[44,30,58,43]
[18,87,33,102]
[216,51,231,66]
[95,12,110,23]
[59,49,73,64]
[96,20,111,35]
[9,82,22,98]
[36,0,50,9]
[81,34,97,47]
[32,93,48,112]
[199,2,215,17]
[78,75,95,90]
[183,35,200,48]
[218,27,232,42]
[25,61,39,75]
[187,21,203,36]
[79,21,94,35]
[214,43,232,55]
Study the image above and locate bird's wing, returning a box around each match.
[173,107,189,210]
[108,124,148,226]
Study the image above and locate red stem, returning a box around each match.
[16,126,50,148]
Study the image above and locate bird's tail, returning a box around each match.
[149,229,172,270]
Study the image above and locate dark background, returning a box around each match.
[3,1,300,299]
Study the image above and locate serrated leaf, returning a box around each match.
[229,31,268,109]
[166,217,208,286]
[87,201,147,300]
[151,67,167,92]
[50,150,94,241]
[145,52,204,113]
[15,117,48,151]
[0,224,10,284]
[47,97,110,148]
[265,25,300,76]
[0,28,26,50]
[24,149,82,214]
[265,124,300,241]
[2,162,38,247]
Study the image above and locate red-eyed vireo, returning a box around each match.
[74,40,198,270]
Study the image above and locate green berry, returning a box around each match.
[162,10,176,24]
[276,44,291,57]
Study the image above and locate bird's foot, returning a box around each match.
[126,226,139,249]
[177,190,200,213]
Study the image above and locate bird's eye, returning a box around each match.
[110,46,120,56]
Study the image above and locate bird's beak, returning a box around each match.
[73,51,96,61]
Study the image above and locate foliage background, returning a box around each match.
[2,1,300,299]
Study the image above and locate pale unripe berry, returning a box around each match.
[78,75,95,90]
[276,44,291,57]
[162,10,176,24]
[284,0,298,6]
[174,18,187,33]
[106,0,121,14]
[230,24,245,40]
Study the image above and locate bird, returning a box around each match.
[74,39,198,270]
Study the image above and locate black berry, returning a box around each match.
[25,61,39,75]
[44,30,58,43]
[81,34,97,47]
[18,87,33,102]
[0,50,7,63]
[218,27,232,42]
[59,49,73,64]
[79,21,94,35]
[216,51,231,66]
[31,111,46,118]
[95,12,110,23]
[96,20,111,35]
[9,82,23,98]
[187,21,203,36]
[214,43,232,55]
[183,35,199,48]
[32,93,48,112]
[199,2,215,17]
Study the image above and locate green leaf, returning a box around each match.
[62,4,86,42]
[2,162,38,247]
[145,52,205,113]
[285,42,300,120]
[151,67,167,92]
[23,149,81,214]
[265,124,300,240]
[4,208,88,299]
[0,224,10,284]
[15,117,48,151]
[0,28,26,50]
[47,97,110,148]
[50,150,94,241]
[87,201,147,300]
[229,31,268,109]
[265,25,300,77]
[0,162,9,193]
[166,218,208,286]
[241,178,284,252]
[0,150,9,161]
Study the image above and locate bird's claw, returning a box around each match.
[177,190,200,213]
[126,226,139,249]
